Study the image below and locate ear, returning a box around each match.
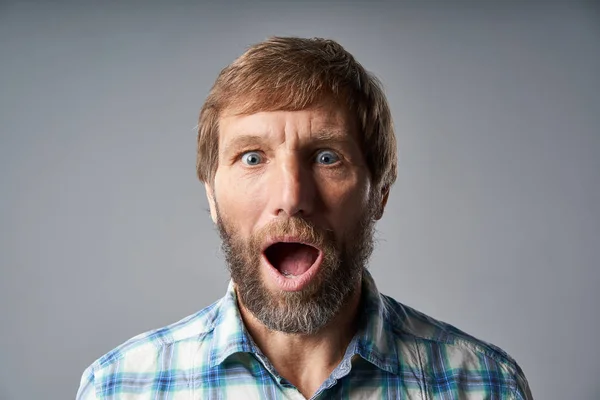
[374,186,390,220]
[205,183,218,224]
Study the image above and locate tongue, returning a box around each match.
[266,243,318,276]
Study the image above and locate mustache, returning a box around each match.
[250,217,335,250]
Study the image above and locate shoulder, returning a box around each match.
[380,294,531,398]
[93,299,220,370]
[382,294,513,361]
[76,298,223,398]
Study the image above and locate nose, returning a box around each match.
[269,156,315,218]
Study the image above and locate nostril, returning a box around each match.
[277,208,305,217]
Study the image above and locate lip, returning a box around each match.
[261,236,323,292]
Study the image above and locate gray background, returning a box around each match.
[1,1,599,399]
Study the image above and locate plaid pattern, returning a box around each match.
[77,271,532,399]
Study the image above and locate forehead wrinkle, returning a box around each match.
[221,108,354,156]
[308,104,356,141]
[220,113,282,155]
[306,112,348,144]
[279,120,353,154]
[281,116,302,151]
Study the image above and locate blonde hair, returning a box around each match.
[197,36,397,192]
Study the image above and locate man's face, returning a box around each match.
[206,101,384,334]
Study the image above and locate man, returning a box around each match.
[77,37,532,399]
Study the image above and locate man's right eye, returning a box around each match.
[241,151,263,166]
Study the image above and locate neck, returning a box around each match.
[237,281,362,399]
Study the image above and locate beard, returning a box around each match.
[216,201,377,336]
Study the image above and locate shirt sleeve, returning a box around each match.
[513,364,534,400]
[75,364,98,400]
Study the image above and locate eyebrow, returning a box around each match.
[309,129,348,143]
[222,135,269,156]
[222,129,353,156]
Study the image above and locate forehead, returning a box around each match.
[218,103,358,146]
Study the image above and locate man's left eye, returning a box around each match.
[315,150,340,165]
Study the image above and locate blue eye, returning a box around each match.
[241,152,262,166]
[315,150,339,165]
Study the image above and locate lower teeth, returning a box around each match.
[282,272,296,278]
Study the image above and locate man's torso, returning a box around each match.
[76,272,531,399]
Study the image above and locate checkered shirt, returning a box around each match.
[76,270,532,399]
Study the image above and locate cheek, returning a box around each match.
[318,173,371,225]
[214,171,268,237]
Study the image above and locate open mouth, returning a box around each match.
[264,242,320,278]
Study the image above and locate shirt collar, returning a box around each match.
[351,269,400,375]
[208,281,258,368]
[209,270,401,375]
